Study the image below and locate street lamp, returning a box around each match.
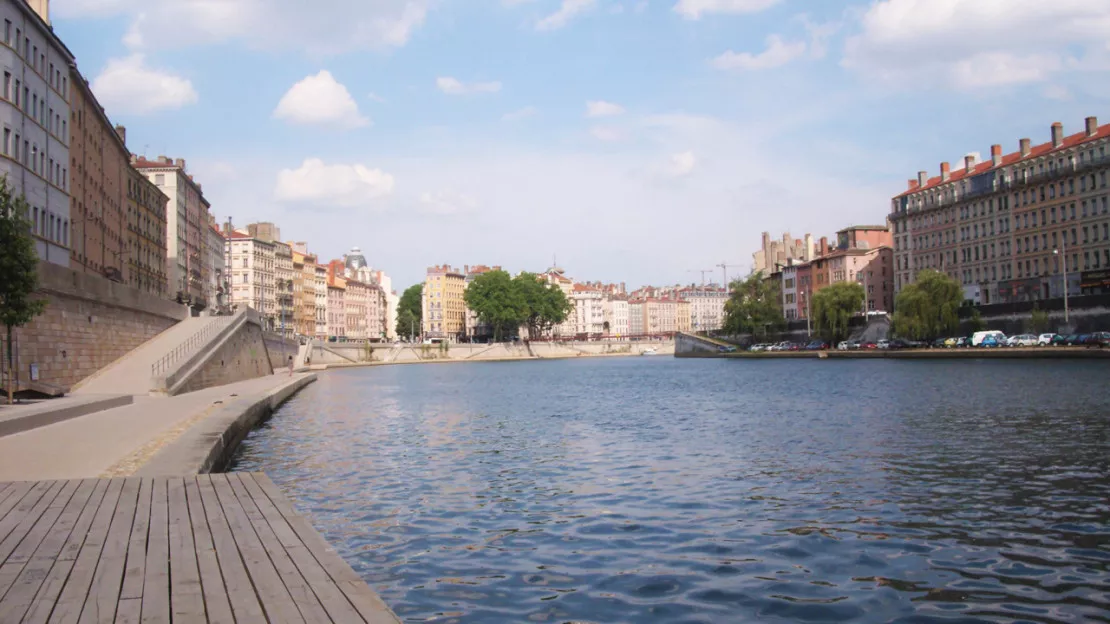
[1053,239,1070,327]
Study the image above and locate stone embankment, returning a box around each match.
[308,339,674,368]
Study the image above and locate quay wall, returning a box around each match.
[264,334,300,370]
[309,340,673,366]
[9,262,187,392]
[173,321,275,395]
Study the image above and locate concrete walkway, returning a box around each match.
[0,373,312,481]
[73,315,228,396]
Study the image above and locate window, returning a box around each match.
[154,174,165,185]
[1071,204,1077,220]
[1083,226,1089,243]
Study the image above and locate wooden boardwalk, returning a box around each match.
[0,473,399,623]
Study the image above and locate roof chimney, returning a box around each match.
[991,144,1002,167]
[114,125,126,146]
[1020,138,1031,157]
[1086,116,1099,137]
[907,179,917,190]
[1051,122,1064,148]
[964,154,976,172]
[175,158,186,170]
[917,170,927,187]
[940,161,950,182]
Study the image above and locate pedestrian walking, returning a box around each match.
[288,355,294,377]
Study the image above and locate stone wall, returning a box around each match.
[175,322,273,395]
[8,262,187,392]
[264,334,301,371]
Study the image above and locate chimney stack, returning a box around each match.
[917,170,928,187]
[1020,138,1031,157]
[175,158,186,170]
[964,154,976,172]
[1086,116,1099,137]
[114,125,126,146]
[991,144,1002,167]
[940,161,950,182]
[1051,122,1064,148]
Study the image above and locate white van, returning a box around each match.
[971,330,1006,347]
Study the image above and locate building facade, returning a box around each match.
[891,117,1109,306]
[571,284,605,338]
[125,165,167,297]
[0,0,73,267]
[326,278,346,340]
[225,230,275,323]
[603,296,629,338]
[206,221,225,310]
[344,279,368,341]
[422,265,465,341]
[683,287,727,331]
[273,240,294,337]
[752,231,815,275]
[314,264,328,339]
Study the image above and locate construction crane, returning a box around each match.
[687,269,713,287]
[717,262,744,292]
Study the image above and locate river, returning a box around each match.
[231,357,1110,623]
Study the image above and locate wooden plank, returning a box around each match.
[210,474,304,624]
[119,478,152,601]
[78,476,140,623]
[0,480,58,550]
[195,475,266,623]
[0,482,34,523]
[166,477,206,621]
[0,480,97,622]
[250,474,401,624]
[226,473,332,623]
[0,479,71,597]
[20,479,111,624]
[0,482,16,507]
[46,478,125,624]
[139,477,170,624]
[113,598,141,624]
[236,473,365,624]
[183,477,234,624]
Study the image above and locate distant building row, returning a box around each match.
[421,264,729,342]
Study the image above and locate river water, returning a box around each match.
[231,358,1110,623]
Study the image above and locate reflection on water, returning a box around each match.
[231,358,1110,623]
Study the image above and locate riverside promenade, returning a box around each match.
[0,371,401,623]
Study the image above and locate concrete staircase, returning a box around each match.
[73,314,235,397]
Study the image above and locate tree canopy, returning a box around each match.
[513,272,571,340]
[395,283,423,340]
[722,271,784,338]
[811,281,864,344]
[464,270,527,341]
[890,269,962,341]
[0,177,47,403]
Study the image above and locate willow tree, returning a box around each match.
[890,270,961,341]
[722,271,784,339]
[812,281,864,344]
[0,178,46,403]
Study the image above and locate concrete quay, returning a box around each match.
[678,347,1110,360]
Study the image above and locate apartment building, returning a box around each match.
[891,117,1110,305]
[134,156,212,306]
[314,263,328,340]
[572,283,605,337]
[642,298,677,335]
[423,265,465,341]
[273,240,294,337]
[676,300,691,333]
[225,230,275,324]
[540,268,576,338]
[682,286,727,331]
[344,279,369,341]
[0,0,73,267]
[326,277,346,340]
[126,163,167,297]
[603,296,629,337]
[629,301,643,335]
[291,249,318,339]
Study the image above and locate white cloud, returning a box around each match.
[712,35,807,70]
[1043,84,1072,101]
[273,71,369,129]
[274,159,394,208]
[418,191,478,215]
[437,77,503,95]
[57,0,428,56]
[843,0,1110,90]
[89,54,197,115]
[590,126,624,141]
[537,0,597,30]
[502,106,539,121]
[673,0,781,20]
[665,151,697,177]
[586,100,626,117]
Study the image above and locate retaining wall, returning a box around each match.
[309,340,673,365]
[173,322,274,395]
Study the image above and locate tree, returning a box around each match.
[395,283,423,340]
[722,271,784,339]
[967,309,986,333]
[0,178,47,404]
[1028,306,1051,334]
[513,273,571,340]
[811,282,864,344]
[890,269,961,341]
[464,270,527,341]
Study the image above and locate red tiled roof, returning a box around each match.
[895,121,1109,199]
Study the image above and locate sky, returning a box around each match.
[51,0,1110,291]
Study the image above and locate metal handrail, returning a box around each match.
[150,315,235,378]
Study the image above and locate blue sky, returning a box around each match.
[52,0,1110,290]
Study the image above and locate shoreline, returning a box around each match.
[308,345,673,371]
[677,347,1110,360]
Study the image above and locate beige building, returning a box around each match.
[540,268,576,338]
[345,279,369,341]
[314,264,328,339]
[676,300,691,333]
[226,230,275,327]
[326,278,346,340]
[273,240,294,337]
[629,301,644,335]
[291,249,318,339]
[572,283,604,337]
[423,265,466,341]
[752,231,816,275]
[125,167,168,297]
[681,287,727,332]
[603,296,630,337]
[642,299,677,335]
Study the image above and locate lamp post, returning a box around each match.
[1054,236,1070,327]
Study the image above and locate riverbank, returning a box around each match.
[678,347,1110,359]
[308,339,673,368]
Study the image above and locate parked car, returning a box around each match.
[718,345,737,353]
[932,338,947,348]
[1037,333,1057,346]
[1006,334,1038,347]
[955,337,971,348]
[861,342,878,349]
[981,335,1003,348]
[876,339,891,350]
[888,338,916,349]
[846,340,861,350]
[1088,331,1110,348]
[805,340,830,350]
[972,330,1007,347]
[837,341,849,351]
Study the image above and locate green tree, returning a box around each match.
[513,272,571,340]
[395,283,423,340]
[464,270,527,341]
[812,281,865,344]
[890,269,961,341]
[967,309,986,333]
[722,271,784,339]
[1028,306,1051,333]
[0,178,47,404]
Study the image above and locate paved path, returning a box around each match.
[0,374,309,482]
[0,473,399,623]
[73,316,229,397]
